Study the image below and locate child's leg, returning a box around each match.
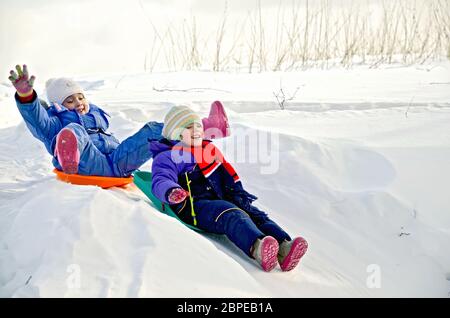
[53,123,115,176]
[109,121,163,177]
[247,204,308,272]
[193,200,265,257]
[187,200,280,271]
[246,205,292,244]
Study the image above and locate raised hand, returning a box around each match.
[168,188,189,204]
[8,64,35,97]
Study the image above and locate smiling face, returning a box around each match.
[62,93,89,115]
[180,122,204,147]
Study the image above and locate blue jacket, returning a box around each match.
[15,93,120,156]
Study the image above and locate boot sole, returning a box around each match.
[211,101,228,120]
[260,236,279,272]
[210,101,230,137]
[280,237,308,272]
[55,129,79,175]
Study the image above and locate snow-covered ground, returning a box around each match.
[0,61,449,297]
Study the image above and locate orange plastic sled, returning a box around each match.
[53,169,133,189]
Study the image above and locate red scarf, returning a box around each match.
[172,141,240,183]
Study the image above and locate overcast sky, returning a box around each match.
[1,0,271,81]
[0,0,418,82]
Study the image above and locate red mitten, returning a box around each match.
[168,188,189,204]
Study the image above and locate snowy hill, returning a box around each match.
[1,62,449,297]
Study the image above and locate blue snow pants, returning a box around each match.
[187,199,291,257]
[52,121,163,177]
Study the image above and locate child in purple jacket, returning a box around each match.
[151,106,308,272]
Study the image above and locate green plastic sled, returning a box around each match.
[133,171,203,232]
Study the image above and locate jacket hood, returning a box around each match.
[149,138,178,157]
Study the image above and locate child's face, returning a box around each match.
[62,93,89,115]
[180,122,204,147]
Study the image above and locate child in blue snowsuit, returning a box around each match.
[151,106,308,272]
[8,64,228,177]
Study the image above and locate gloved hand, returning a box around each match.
[168,188,189,204]
[8,65,35,97]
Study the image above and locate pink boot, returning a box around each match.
[54,128,80,174]
[202,101,230,139]
[278,237,308,272]
[252,236,279,272]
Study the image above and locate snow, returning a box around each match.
[1,61,450,297]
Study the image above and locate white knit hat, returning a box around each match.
[162,106,203,140]
[45,77,85,105]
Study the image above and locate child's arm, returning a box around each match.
[15,93,62,144]
[151,152,185,204]
[10,65,62,144]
